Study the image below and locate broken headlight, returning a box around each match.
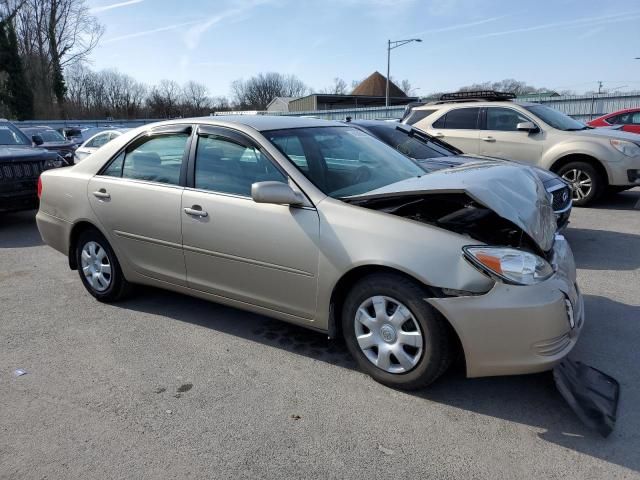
[463,246,554,285]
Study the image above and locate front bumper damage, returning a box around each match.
[428,235,583,378]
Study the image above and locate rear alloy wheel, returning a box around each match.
[76,229,131,302]
[342,273,452,390]
[557,161,603,206]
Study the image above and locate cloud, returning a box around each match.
[90,0,143,13]
[471,11,640,39]
[103,20,201,44]
[410,15,507,36]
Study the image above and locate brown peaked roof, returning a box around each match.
[351,71,407,97]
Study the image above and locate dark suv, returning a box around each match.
[0,120,68,213]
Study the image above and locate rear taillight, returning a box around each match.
[37,176,42,199]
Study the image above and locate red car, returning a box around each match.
[588,108,640,134]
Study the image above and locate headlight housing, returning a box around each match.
[463,246,554,285]
[610,139,640,157]
[43,156,68,170]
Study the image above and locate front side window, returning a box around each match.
[485,107,531,131]
[432,108,480,130]
[267,126,424,198]
[194,134,286,196]
[103,133,188,185]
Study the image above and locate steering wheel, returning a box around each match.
[353,165,372,184]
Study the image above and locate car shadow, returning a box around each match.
[564,227,640,270]
[0,210,44,248]
[590,188,640,211]
[116,288,639,472]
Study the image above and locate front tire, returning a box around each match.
[75,229,131,302]
[341,273,452,390]
[557,161,604,206]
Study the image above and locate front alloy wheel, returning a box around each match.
[561,168,593,202]
[556,161,603,206]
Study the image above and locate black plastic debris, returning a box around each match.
[553,359,620,437]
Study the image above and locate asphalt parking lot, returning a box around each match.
[1,189,639,479]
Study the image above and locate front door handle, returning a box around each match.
[432,132,444,138]
[92,189,110,199]
[481,136,496,142]
[184,206,208,218]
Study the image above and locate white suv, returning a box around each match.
[403,91,640,205]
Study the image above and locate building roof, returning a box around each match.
[266,97,296,108]
[351,71,407,97]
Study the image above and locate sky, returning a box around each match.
[86,0,640,98]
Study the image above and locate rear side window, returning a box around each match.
[432,108,480,129]
[102,133,189,185]
[404,109,437,126]
[86,133,110,148]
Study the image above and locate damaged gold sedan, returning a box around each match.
[36,116,583,390]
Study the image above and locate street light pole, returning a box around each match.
[386,38,422,107]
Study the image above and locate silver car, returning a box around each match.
[36,116,583,389]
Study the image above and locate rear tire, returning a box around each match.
[556,161,604,206]
[341,273,452,390]
[75,229,132,302]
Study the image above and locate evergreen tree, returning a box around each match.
[0,18,34,119]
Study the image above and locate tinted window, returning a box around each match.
[405,109,437,126]
[433,108,479,129]
[367,126,453,159]
[485,107,531,131]
[267,126,424,198]
[195,135,286,196]
[106,134,188,185]
[632,112,640,125]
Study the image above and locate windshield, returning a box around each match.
[525,105,587,131]
[365,125,455,159]
[0,123,31,146]
[266,126,425,198]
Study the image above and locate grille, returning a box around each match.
[550,185,571,212]
[0,161,44,181]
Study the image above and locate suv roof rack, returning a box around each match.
[437,90,516,103]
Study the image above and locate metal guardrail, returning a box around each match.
[11,93,640,127]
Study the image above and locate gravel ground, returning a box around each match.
[1,189,639,479]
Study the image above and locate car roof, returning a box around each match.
[602,107,640,116]
[413,100,537,109]
[348,119,396,128]
[192,115,341,131]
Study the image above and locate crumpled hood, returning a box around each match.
[349,161,558,251]
[418,154,563,185]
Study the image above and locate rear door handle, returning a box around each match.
[184,206,208,218]
[92,189,110,199]
[481,136,496,142]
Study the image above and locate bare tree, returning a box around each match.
[232,72,308,109]
[182,81,211,116]
[13,0,103,115]
[322,77,347,95]
[458,79,550,95]
[147,79,182,118]
[399,79,414,96]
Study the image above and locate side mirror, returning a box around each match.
[251,181,304,206]
[32,134,44,146]
[517,121,538,132]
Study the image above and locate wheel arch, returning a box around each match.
[549,153,609,185]
[327,265,465,367]
[68,220,105,270]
